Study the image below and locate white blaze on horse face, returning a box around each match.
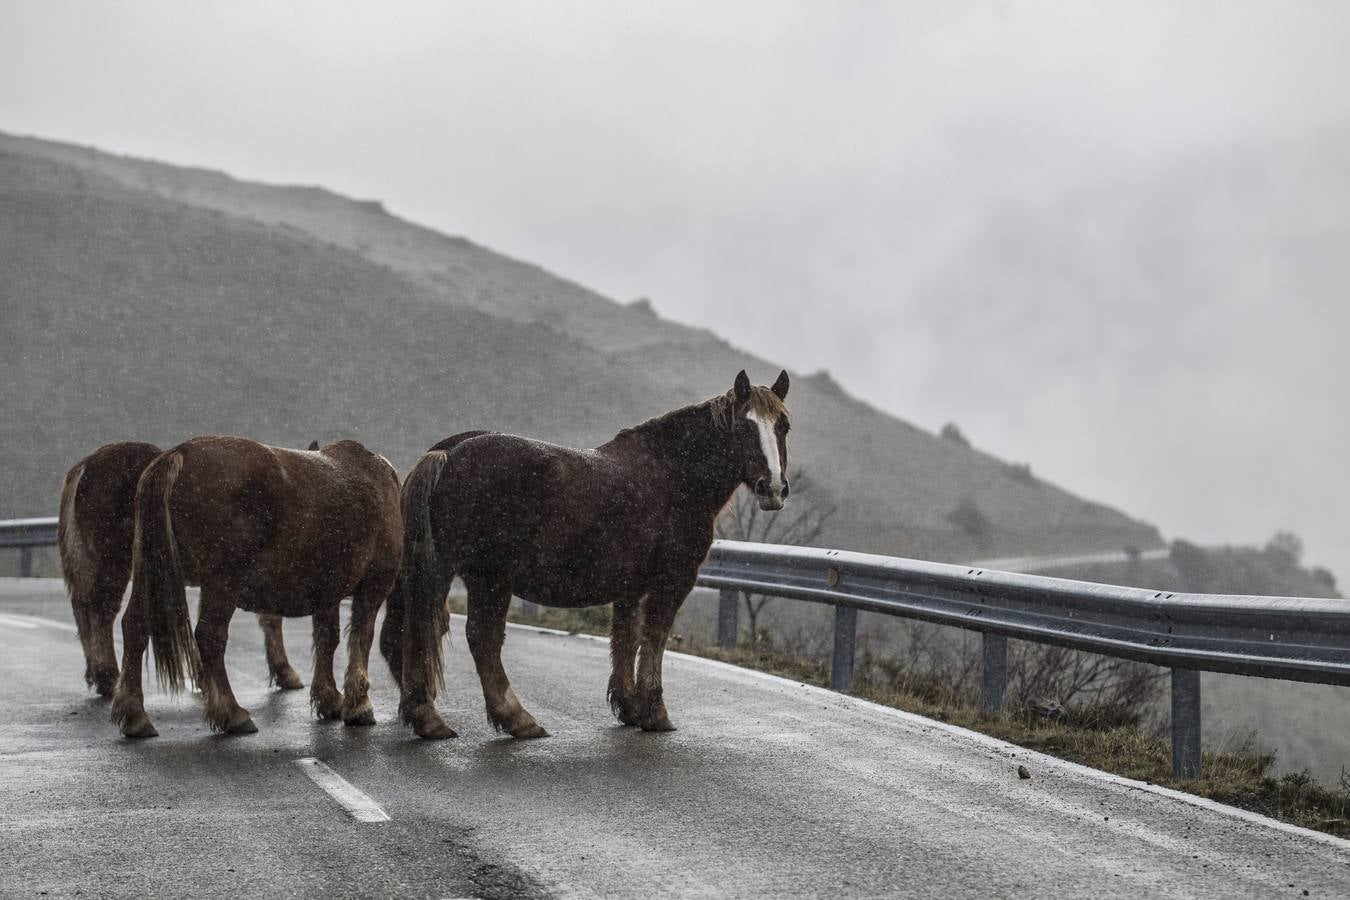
[746,409,783,491]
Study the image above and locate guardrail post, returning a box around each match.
[1171,668,1202,779]
[717,589,739,649]
[19,546,34,578]
[981,632,1007,716]
[831,605,857,691]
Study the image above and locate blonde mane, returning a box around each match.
[709,386,791,432]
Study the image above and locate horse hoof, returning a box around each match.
[313,693,344,721]
[415,718,458,740]
[226,716,258,735]
[640,717,677,733]
[93,674,119,699]
[122,718,158,739]
[512,723,550,740]
[344,707,377,728]
[274,668,305,691]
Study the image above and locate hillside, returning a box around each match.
[0,132,1162,561]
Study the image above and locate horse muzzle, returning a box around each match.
[753,477,787,511]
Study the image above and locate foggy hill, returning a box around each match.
[0,132,1160,561]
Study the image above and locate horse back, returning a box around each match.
[433,434,679,604]
[164,436,401,607]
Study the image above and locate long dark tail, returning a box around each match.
[397,449,453,725]
[130,451,199,693]
[57,464,92,636]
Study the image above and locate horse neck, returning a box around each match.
[606,404,740,516]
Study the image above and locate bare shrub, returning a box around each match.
[947,497,993,550]
[939,422,971,447]
[854,619,1163,726]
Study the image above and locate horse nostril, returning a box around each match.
[754,477,771,496]
[781,480,790,498]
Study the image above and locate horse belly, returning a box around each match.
[233,591,319,618]
[245,537,369,614]
[515,551,648,609]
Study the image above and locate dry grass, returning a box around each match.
[505,604,1350,839]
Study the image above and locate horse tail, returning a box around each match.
[130,450,199,694]
[381,433,488,688]
[397,449,452,726]
[57,462,97,651]
[58,463,89,606]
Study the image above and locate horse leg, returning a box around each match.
[81,576,124,698]
[259,613,304,690]
[607,596,642,725]
[110,585,156,738]
[464,575,547,739]
[72,598,100,690]
[378,580,405,690]
[636,590,686,732]
[340,580,387,727]
[309,604,343,720]
[195,589,255,734]
[398,594,458,739]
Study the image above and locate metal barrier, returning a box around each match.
[6,516,1346,779]
[699,540,1350,780]
[0,517,58,578]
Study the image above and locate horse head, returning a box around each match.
[730,369,791,511]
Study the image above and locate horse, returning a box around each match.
[58,441,319,697]
[110,436,402,738]
[396,370,792,740]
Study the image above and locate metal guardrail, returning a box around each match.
[698,541,1350,780]
[0,517,58,577]
[6,517,1346,780]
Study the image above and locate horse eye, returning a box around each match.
[777,421,790,435]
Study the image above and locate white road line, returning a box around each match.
[294,757,390,823]
[0,614,38,629]
[0,612,78,633]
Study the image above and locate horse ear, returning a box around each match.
[734,370,751,403]
[307,440,320,451]
[771,369,790,400]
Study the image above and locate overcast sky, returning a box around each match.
[4,1,1349,578]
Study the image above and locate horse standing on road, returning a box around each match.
[58,441,317,697]
[111,436,402,738]
[397,370,792,740]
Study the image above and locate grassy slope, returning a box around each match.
[0,131,1160,563]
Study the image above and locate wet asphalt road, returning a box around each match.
[2,578,1348,899]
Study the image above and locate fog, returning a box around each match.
[3,1,1348,580]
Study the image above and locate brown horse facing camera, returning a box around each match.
[396,370,792,740]
[110,436,402,738]
[58,441,320,698]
